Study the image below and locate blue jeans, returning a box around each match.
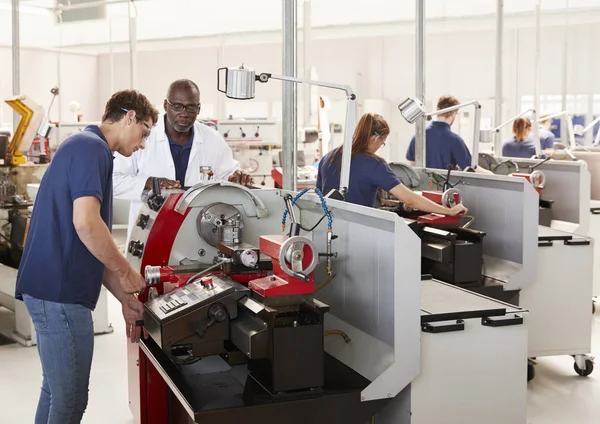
[23,294,94,424]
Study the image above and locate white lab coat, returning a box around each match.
[113,114,240,241]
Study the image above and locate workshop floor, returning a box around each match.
[0,231,599,423]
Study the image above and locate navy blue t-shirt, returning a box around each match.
[527,127,555,150]
[502,137,536,159]
[316,151,401,207]
[406,121,472,170]
[15,126,113,310]
[166,116,194,184]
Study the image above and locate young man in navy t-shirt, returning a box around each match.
[15,90,159,424]
[406,95,472,170]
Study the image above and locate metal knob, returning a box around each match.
[128,240,144,258]
[136,214,149,229]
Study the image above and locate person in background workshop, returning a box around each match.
[317,112,467,216]
[502,117,537,159]
[15,90,159,424]
[406,95,472,170]
[531,113,556,156]
[113,79,252,242]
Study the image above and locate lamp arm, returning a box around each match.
[265,73,357,195]
[425,100,480,120]
[494,109,535,133]
[266,74,355,99]
[583,116,600,134]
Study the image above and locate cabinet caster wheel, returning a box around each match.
[527,363,535,382]
[574,359,594,377]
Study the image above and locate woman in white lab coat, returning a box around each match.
[113,79,246,241]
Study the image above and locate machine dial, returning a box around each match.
[240,249,259,268]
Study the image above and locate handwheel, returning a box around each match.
[527,363,535,382]
[574,359,594,377]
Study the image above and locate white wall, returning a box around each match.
[0,47,99,129]
[94,17,599,162]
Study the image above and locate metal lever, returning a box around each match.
[528,155,551,174]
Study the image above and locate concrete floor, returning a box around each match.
[1,296,599,423]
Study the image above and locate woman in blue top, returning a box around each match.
[502,118,537,158]
[317,113,467,216]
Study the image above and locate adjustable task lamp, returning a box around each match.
[480,109,543,157]
[218,64,424,198]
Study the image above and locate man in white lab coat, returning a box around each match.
[113,79,251,241]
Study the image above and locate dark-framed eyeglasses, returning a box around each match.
[121,108,151,139]
[166,99,201,114]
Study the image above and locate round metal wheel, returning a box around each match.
[278,236,318,279]
[527,363,535,382]
[574,359,594,377]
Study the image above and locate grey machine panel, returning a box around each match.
[291,191,421,402]
[490,158,590,234]
[389,166,539,291]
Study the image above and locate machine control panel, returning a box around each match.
[145,274,236,323]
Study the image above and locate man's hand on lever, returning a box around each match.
[228,170,254,186]
[145,177,181,190]
[122,295,146,343]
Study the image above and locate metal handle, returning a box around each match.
[278,236,318,281]
[422,320,465,334]
[217,67,227,94]
[482,315,523,327]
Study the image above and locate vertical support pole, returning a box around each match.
[303,0,312,128]
[11,0,20,132]
[282,0,298,191]
[128,0,138,89]
[533,2,542,154]
[561,1,569,144]
[109,15,115,93]
[415,0,426,168]
[494,0,504,154]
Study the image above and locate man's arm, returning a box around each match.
[103,268,145,343]
[73,196,144,294]
[113,152,155,201]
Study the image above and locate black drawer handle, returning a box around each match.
[564,239,591,246]
[482,314,523,327]
[591,208,600,215]
[538,241,553,247]
[422,320,464,334]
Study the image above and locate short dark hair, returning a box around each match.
[436,95,460,118]
[166,79,200,100]
[102,90,159,125]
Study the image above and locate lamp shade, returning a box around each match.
[398,98,425,124]
[217,65,256,100]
